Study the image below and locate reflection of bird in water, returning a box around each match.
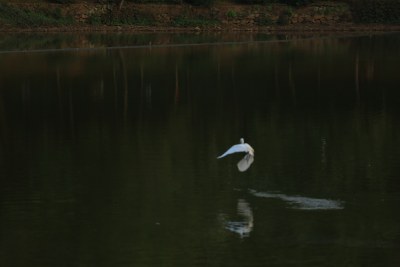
[217,138,254,171]
[225,199,254,238]
[217,138,254,159]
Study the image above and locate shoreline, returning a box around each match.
[2,24,400,34]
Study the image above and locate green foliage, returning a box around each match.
[112,16,153,26]
[280,0,313,6]
[48,0,77,3]
[172,15,218,26]
[87,14,103,25]
[0,3,74,27]
[256,15,274,25]
[235,0,277,4]
[235,0,311,5]
[277,7,293,25]
[349,0,400,24]
[226,10,237,19]
[183,0,214,7]
[313,5,348,16]
[88,12,154,26]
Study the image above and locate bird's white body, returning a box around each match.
[217,138,254,159]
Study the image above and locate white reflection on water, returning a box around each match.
[249,190,344,210]
[224,199,254,238]
[237,154,254,172]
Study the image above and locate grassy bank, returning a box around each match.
[0,1,399,32]
[0,3,74,27]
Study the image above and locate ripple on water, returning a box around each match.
[249,189,344,210]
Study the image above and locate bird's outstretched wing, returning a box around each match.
[217,144,248,159]
[237,154,254,172]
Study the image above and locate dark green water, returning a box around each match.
[1,33,400,267]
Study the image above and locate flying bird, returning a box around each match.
[237,154,254,172]
[217,138,254,159]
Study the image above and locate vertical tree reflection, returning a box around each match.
[0,89,7,148]
[355,52,360,101]
[175,64,179,105]
[119,50,128,123]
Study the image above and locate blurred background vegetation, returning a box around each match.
[0,0,399,26]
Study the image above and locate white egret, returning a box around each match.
[237,154,254,172]
[217,138,254,159]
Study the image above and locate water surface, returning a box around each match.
[1,33,400,267]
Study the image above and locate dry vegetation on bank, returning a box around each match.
[0,1,399,32]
